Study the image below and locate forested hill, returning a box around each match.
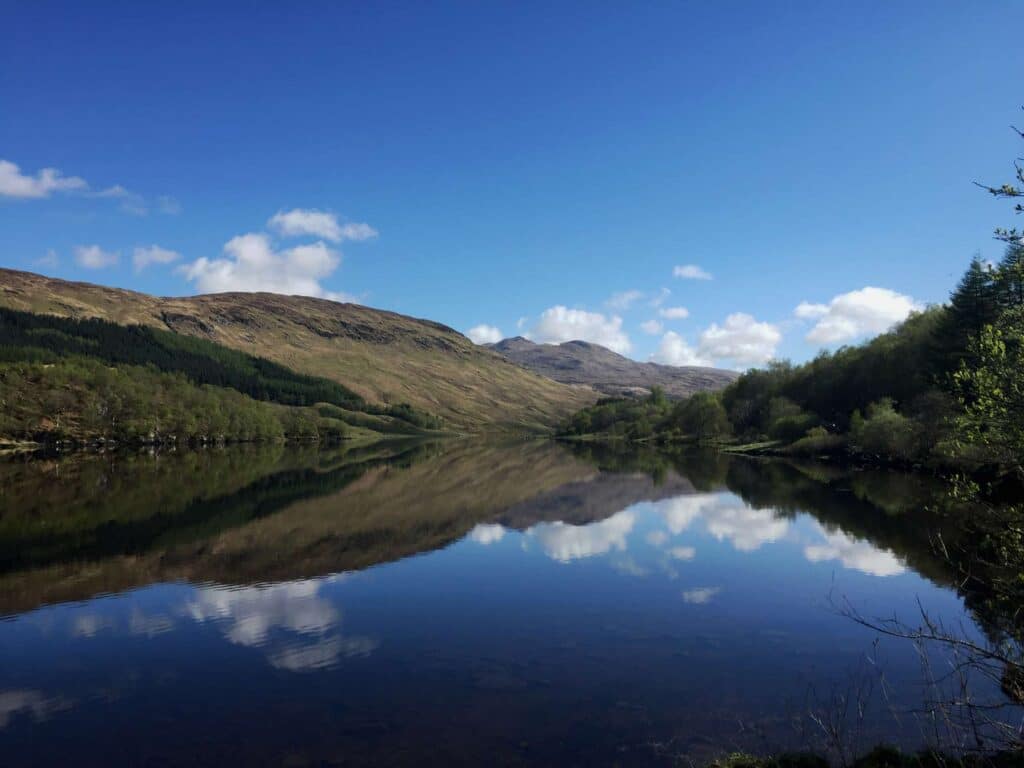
[0,306,444,444]
[560,242,1024,481]
[0,268,594,431]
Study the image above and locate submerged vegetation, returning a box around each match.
[0,307,442,444]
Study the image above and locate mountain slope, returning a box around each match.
[0,269,594,431]
[488,336,738,398]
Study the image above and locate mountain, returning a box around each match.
[487,336,738,398]
[0,269,594,432]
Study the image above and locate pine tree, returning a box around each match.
[934,256,1000,376]
[995,242,1024,310]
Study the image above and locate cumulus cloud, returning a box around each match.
[669,545,696,561]
[673,264,712,280]
[73,245,119,269]
[528,510,636,562]
[798,287,923,345]
[607,289,644,310]
[646,531,669,547]
[180,233,352,299]
[132,244,182,272]
[0,159,87,198]
[640,319,664,335]
[804,525,906,577]
[466,324,503,344]
[269,208,378,244]
[529,306,631,354]
[651,331,712,367]
[658,306,690,320]
[698,313,780,367]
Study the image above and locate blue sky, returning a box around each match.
[1,1,1021,369]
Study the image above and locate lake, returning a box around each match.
[0,440,1016,766]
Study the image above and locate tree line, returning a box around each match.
[561,117,1024,481]
[0,307,443,442]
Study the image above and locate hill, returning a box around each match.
[0,269,594,431]
[488,336,738,398]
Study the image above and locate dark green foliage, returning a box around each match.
[0,357,296,443]
[934,256,1000,374]
[560,248,1024,473]
[0,307,441,435]
[668,391,730,440]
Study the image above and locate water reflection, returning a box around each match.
[185,578,377,672]
[0,440,1017,765]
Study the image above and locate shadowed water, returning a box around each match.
[0,440,1016,766]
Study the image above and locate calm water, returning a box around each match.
[0,440,1012,766]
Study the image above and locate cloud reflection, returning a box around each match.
[804,525,906,577]
[469,523,507,545]
[681,587,721,604]
[528,510,636,562]
[185,578,377,671]
[0,690,70,729]
[655,493,789,551]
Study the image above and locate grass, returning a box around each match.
[0,268,595,431]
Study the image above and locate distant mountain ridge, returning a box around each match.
[0,269,593,431]
[488,336,738,398]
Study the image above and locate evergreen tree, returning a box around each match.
[995,242,1024,310]
[935,256,1000,374]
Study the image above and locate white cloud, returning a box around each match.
[34,249,59,269]
[180,233,354,300]
[804,525,906,577]
[466,324,503,344]
[798,287,923,345]
[673,264,712,280]
[646,530,668,547]
[651,331,712,367]
[649,287,671,307]
[698,313,780,367]
[157,195,182,215]
[640,319,663,335]
[132,244,182,272]
[681,586,720,604]
[73,245,119,269]
[92,183,148,215]
[469,523,507,544]
[269,208,378,244]
[529,306,631,354]
[529,510,636,562]
[658,306,690,320]
[607,289,644,310]
[669,546,696,561]
[0,159,87,199]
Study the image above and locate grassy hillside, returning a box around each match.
[0,269,594,431]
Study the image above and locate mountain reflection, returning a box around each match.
[0,440,1017,765]
[0,440,959,618]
